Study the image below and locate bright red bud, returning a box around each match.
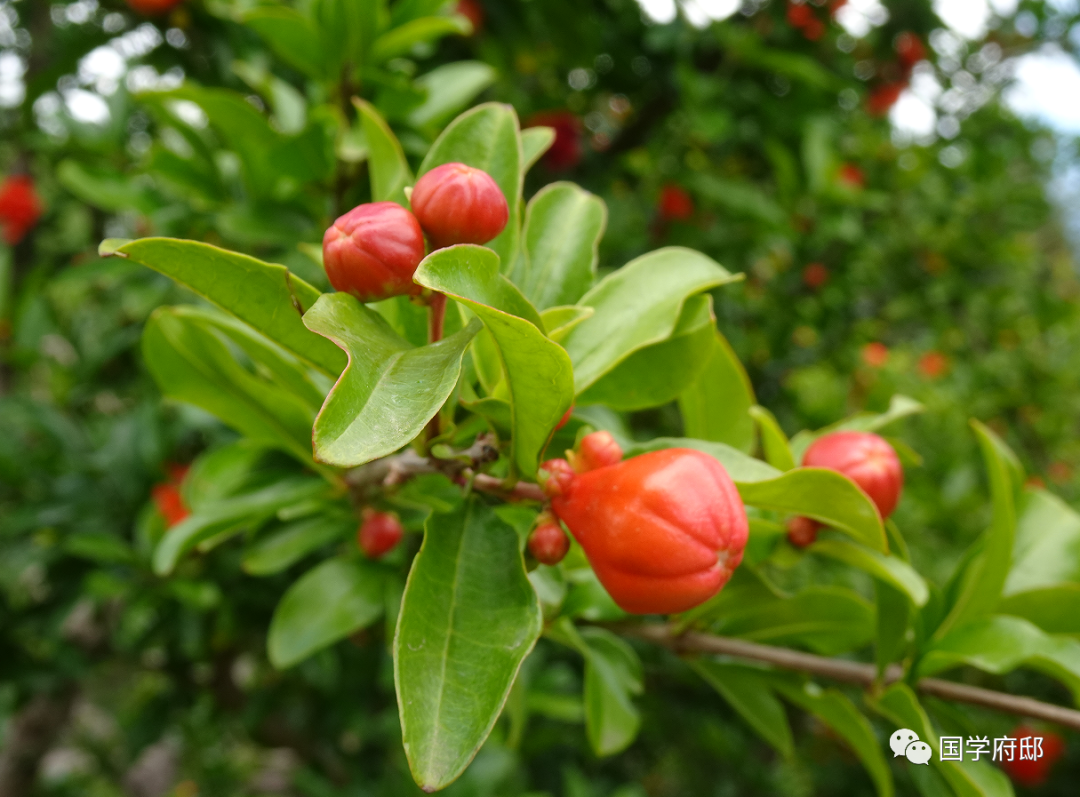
[567,430,623,473]
[126,0,185,14]
[539,458,576,498]
[658,184,694,221]
[0,176,43,245]
[803,431,903,519]
[358,509,404,559]
[550,449,749,614]
[410,163,508,249]
[528,512,570,565]
[323,202,426,302]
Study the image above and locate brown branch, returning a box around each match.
[618,623,1080,732]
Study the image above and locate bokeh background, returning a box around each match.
[3,0,1080,795]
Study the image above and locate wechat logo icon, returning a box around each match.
[890,729,931,765]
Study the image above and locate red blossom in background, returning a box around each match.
[126,0,185,15]
[787,1,814,27]
[525,111,583,171]
[658,184,695,221]
[802,262,829,289]
[867,81,907,115]
[918,351,949,379]
[862,342,890,368]
[152,464,191,528]
[838,163,865,188]
[999,727,1065,786]
[0,175,43,245]
[455,0,484,35]
[895,32,927,70]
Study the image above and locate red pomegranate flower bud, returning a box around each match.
[1000,726,1065,787]
[539,458,576,498]
[410,163,509,249]
[358,509,404,559]
[802,18,826,40]
[455,0,484,34]
[525,111,583,171]
[867,81,907,115]
[802,262,829,289]
[838,163,865,188]
[918,351,948,379]
[0,175,43,245]
[786,515,821,548]
[527,511,570,565]
[803,431,903,519]
[322,202,426,302]
[895,32,926,70]
[787,1,814,27]
[567,430,623,474]
[126,0,185,14]
[550,448,749,614]
[152,484,189,527]
[658,184,694,221]
[861,342,890,368]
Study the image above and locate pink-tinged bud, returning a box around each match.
[567,431,623,473]
[528,511,569,565]
[539,458,576,498]
[786,516,821,548]
[803,431,904,519]
[410,163,508,249]
[323,202,426,302]
[358,509,404,558]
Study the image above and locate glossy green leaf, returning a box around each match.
[869,684,1014,797]
[268,557,384,668]
[521,126,556,172]
[242,513,352,576]
[241,7,327,79]
[103,237,344,375]
[625,437,781,484]
[935,421,1018,638]
[580,627,644,757]
[407,62,498,129]
[142,308,320,469]
[539,305,594,343]
[57,160,157,214]
[749,405,795,470]
[789,394,925,462]
[355,98,412,205]
[710,585,875,656]
[418,103,523,269]
[678,330,756,453]
[561,247,741,394]
[810,539,928,606]
[999,584,1080,634]
[692,661,793,758]
[576,295,716,411]
[1004,487,1080,594]
[415,246,573,477]
[302,292,480,467]
[371,16,469,63]
[153,478,329,576]
[771,679,893,797]
[515,182,606,310]
[875,582,911,673]
[314,0,380,75]
[395,498,542,791]
[919,615,1080,703]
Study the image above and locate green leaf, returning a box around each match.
[57,160,157,214]
[869,684,1014,797]
[514,182,606,310]
[809,539,928,606]
[268,557,384,668]
[580,628,644,757]
[314,0,381,75]
[407,62,498,130]
[355,98,412,205]
[142,309,321,469]
[626,437,886,550]
[576,295,716,411]
[243,514,352,576]
[935,421,1019,638]
[717,585,875,655]
[749,405,795,470]
[677,330,756,453]
[521,126,556,172]
[241,7,327,79]
[153,478,329,576]
[692,661,793,758]
[418,103,523,269]
[1004,487,1080,595]
[539,305,594,343]
[918,615,1080,703]
[104,238,344,375]
[561,247,741,394]
[791,395,926,463]
[770,679,892,797]
[875,582,911,673]
[395,498,542,791]
[999,584,1080,635]
[414,246,573,477]
[371,16,469,63]
[302,292,480,468]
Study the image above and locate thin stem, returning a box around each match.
[428,292,447,344]
[615,623,1080,731]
